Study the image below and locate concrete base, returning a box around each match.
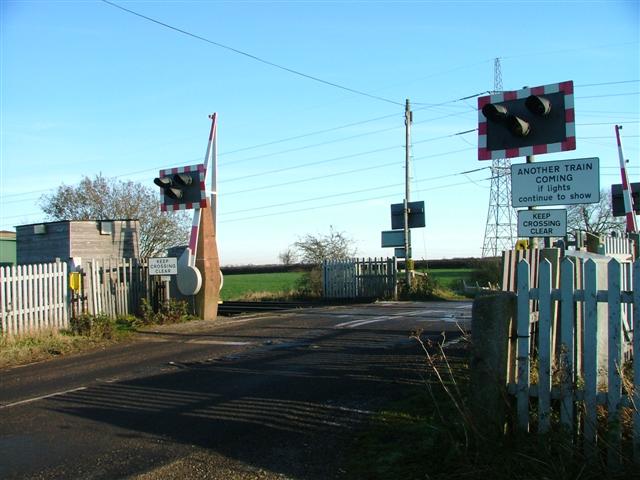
[470,293,515,438]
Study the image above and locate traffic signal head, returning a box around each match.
[611,182,640,217]
[478,81,576,160]
[154,163,207,212]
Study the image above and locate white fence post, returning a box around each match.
[538,259,552,433]
[607,259,622,466]
[583,259,598,456]
[559,257,575,432]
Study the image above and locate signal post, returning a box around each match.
[153,114,222,320]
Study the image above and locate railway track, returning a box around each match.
[217,301,317,316]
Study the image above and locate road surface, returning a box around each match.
[0,301,471,479]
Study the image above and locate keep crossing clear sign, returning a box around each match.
[511,157,600,207]
[517,209,567,237]
[149,257,178,276]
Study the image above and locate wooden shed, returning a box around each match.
[16,219,140,265]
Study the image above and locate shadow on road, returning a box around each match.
[40,327,451,479]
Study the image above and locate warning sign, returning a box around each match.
[517,209,567,237]
[149,257,178,276]
[511,157,600,207]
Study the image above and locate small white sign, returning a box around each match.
[149,257,178,276]
[511,157,600,207]
[517,209,567,237]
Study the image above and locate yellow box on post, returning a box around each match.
[69,272,81,292]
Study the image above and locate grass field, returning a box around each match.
[220,268,475,301]
[423,268,474,289]
[220,272,305,301]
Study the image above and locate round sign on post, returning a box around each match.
[177,264,202,295]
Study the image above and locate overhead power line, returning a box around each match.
[220,129,476,184]
[219,177,492,224]
[101,0,403,106]
[220,166,490,215]
[224,147,475,196]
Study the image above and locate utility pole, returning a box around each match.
[404,98,412,285]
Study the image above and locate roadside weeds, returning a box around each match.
[344,333,637,480]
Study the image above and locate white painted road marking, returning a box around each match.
[186,340,252,346]
[335,308,470,328]
[0,386,88,410]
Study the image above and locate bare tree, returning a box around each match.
[39,174,191,257]
[278,247,298,265]
[566,189,624,238]
[292,226,356,264]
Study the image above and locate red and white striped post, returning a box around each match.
[615,125,638,233]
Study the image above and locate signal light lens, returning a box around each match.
[173,173,193,186]
[525,95,551,116]
[481,103,508,121]
[166,187,183,200]
[153,177,173,188]
[506,115,531,137]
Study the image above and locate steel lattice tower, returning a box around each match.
[481,58,516,257]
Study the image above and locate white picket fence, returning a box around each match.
[511,257,638,464]
[0,261,69,336]
[0,259,150,337]
[323,257,397,299]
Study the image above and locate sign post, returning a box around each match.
[149,257,178,308]
[152,114,222,320]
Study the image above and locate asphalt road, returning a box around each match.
[0,301,471,480]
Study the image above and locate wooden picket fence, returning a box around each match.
[511,257,638,464]
[82,258,149,319]
[0,258,149,336]
[323,257,397,299]
[0,261,69,336]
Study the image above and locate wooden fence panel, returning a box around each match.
[82,258,148,319]
[0,262,68,336]
[511,257,637,463]
[323,258,396,299]
[1,258,147,336]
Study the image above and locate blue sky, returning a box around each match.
[1,0,639,265]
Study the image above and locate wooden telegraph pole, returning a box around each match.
[403,99,413,286]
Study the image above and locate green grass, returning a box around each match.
[219,268,476,301]
[220,272,305,301]
[419,268,474,289]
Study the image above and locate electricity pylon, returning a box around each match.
[481,58,516,257]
